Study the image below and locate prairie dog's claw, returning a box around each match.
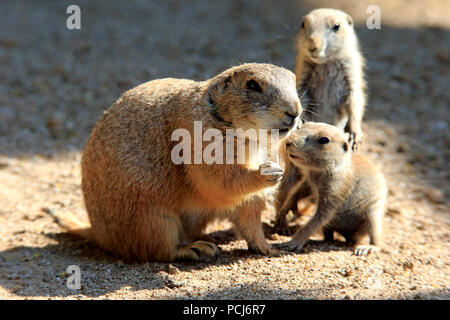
[344,120,362,152]
[353,245,379,256]
[248,243,283,256]
[276,240,306,252]
[348,131,362,151]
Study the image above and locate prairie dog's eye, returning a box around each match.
[301,21,305,29]
[332,23,340,32]
[318,137,330,144]
[246,80,262,93]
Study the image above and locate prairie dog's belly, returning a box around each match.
[301,61,349,128]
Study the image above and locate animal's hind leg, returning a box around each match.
[181,212,217,243]
[368,203,383,246]
[175,213,219,260]
[124,208,181,262]
[348,226,381,256]
[131,208,219,262]
[353,202,384,256]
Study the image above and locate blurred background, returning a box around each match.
[0,0,448,299]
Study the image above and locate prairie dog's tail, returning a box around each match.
[44,208,93,240]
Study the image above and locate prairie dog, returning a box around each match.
[274,8,367,231]
[279,122,386,255]
[52,63,302,262]
[295,8,366,150]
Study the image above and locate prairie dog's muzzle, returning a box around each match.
[308,34,326,58]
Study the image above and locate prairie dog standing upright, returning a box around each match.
[295,8,366,150]
[273,8,367,232]
[279,123,386,255]
[52,63,302,262]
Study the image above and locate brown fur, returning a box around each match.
[279,122,386,256]
[53,63,302,262]
[274,9,367,231]
[295,8,366,150]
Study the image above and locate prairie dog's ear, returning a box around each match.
[221,76,231,92]
[300,15,306,29]
[346,14,353,26]
[219,75,232,93]
[208,75,231,98]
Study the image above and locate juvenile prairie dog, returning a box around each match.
[52,63,302,262]
[273,8,367,231]
[295,8,366,150]
[279,122,386,256]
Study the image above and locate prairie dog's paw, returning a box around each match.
[266,247,284,257]
[248,244,284,257]
[353,245,379,256]
[259,161,283,185]
[349,130,362,151]
[175,240,219,261]
[277,239,307,252]
[345,122,363,151]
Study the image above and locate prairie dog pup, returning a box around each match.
[53,63,302,262]
[280,123,386,255]
[295,8,366,150]
[274,8,367,232]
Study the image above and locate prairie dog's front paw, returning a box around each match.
[345,122,363,151]
[249,243,283,257]
[277,239,307,252]
[350,130,362,151]
[259,161,283,185]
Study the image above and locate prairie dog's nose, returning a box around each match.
[284,111,300,128]
[308,35,322,54]
[289,100,302,121]
[287,100,302,118]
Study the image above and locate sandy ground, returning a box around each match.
[0,0,449,300]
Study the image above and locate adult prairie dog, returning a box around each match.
[280,122,386,255]
[295,8,366,150]
[52,63,302,262]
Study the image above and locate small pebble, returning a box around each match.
[426,189,445,204]
[164,278,184,289]
[386,206,403,217]
[167,264,179,275]
[41,207,55,215]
